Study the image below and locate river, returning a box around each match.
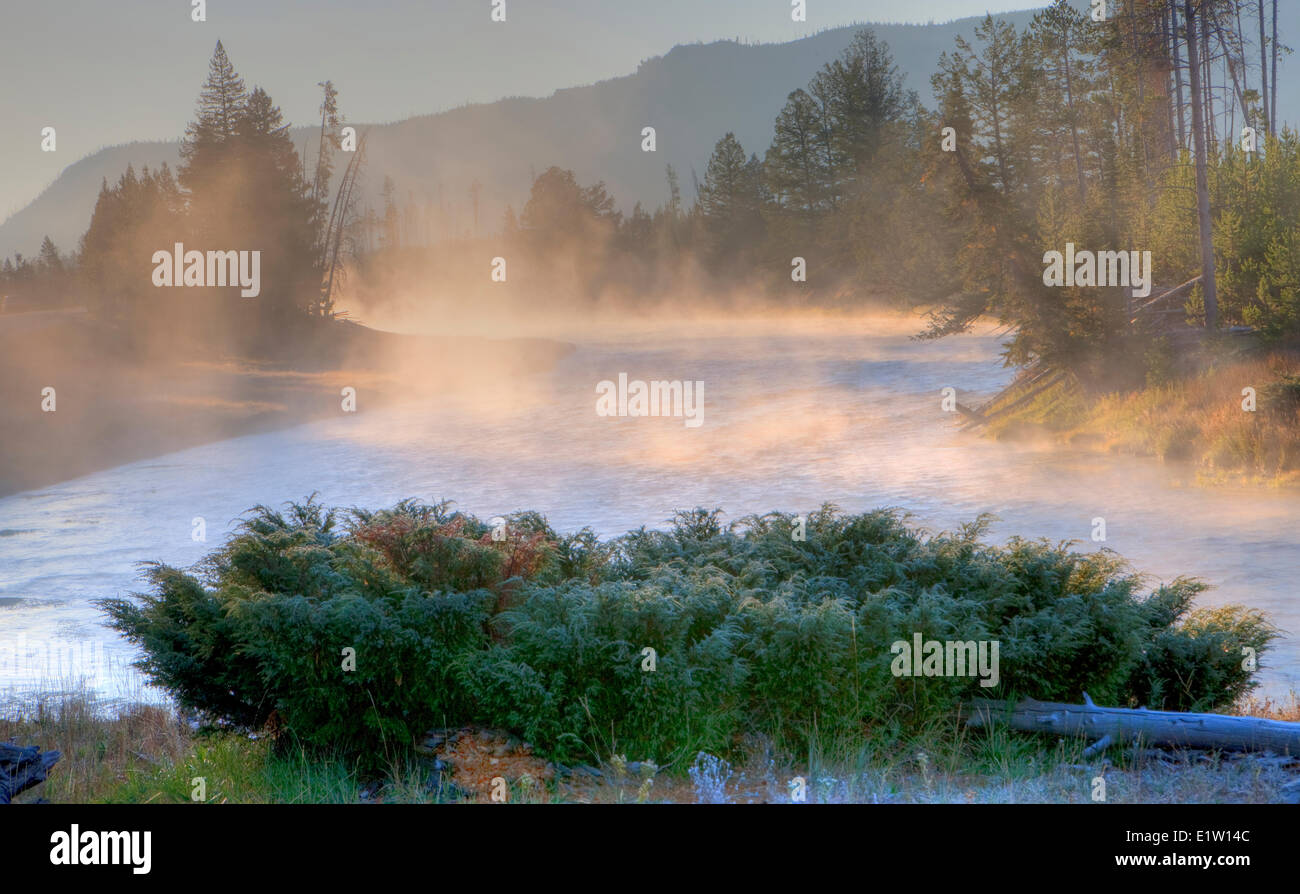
[1,315,1296,704]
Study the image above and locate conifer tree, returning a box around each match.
[37,236,62,274]
[698,133,765,267]
[179,41,248,201]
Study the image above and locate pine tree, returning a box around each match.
[811,29,906,189]
[765,88,834,219]
[77,165,183,324]
[174,42,320,325]
[236,86,318,318]
[937,16,1028,194]
[698,133,765,266]
[1031,0,1095,203]
[38,236,62,274]
[179,41,248,197]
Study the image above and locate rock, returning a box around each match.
[416,729,457,755]
[358,781,382,803]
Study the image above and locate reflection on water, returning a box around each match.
[2,317,1297,702]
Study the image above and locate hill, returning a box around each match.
[0,14,1040,259]
[5,3,1296,262]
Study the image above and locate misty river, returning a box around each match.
[2,316,1297,704]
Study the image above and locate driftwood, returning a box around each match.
[964,694,1300,755]
[0,743,62,803]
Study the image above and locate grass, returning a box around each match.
[6,687,1297,804]
[983,348,1300,486]
[0,685,428,804]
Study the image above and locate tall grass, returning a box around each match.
[5,688,1298,803]
[988,348,1300,484]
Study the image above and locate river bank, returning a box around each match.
[5,689,1298,804]
[976,342,1300,488]
[0,309,573,498]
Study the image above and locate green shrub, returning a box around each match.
[1260,373,1300,420]
[99,497,1279,766]
[1121,581,1278,712]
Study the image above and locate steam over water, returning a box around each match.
[2,316,1297,703]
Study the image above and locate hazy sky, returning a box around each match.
[1,1,1038,222]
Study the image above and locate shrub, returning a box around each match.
[99,497,1279,766]
[1260,373,1300,420]
[1121,580,1278,712]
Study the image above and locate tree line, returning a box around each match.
[359,1,1295,387]
[3,3,1296,382]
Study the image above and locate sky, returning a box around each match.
[0,1,1039,221]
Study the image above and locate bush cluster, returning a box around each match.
[99,498,1277,766]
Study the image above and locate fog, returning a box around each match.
[4,297,1298,704]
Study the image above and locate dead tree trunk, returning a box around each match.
[1271,0,1278,134]
[1184,0,1219,330]
[1258,0,1269,133]
[1171,0,1186,150]
[964,694,1300,754]
[320,130,368,316]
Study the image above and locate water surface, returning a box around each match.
[2,317,1295,704]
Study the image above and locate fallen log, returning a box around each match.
[960,369,1066,429]
[1,742,62,804]
[963,694,1300,755]
[1129,275,1202,323]
[965,363,1050,420]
